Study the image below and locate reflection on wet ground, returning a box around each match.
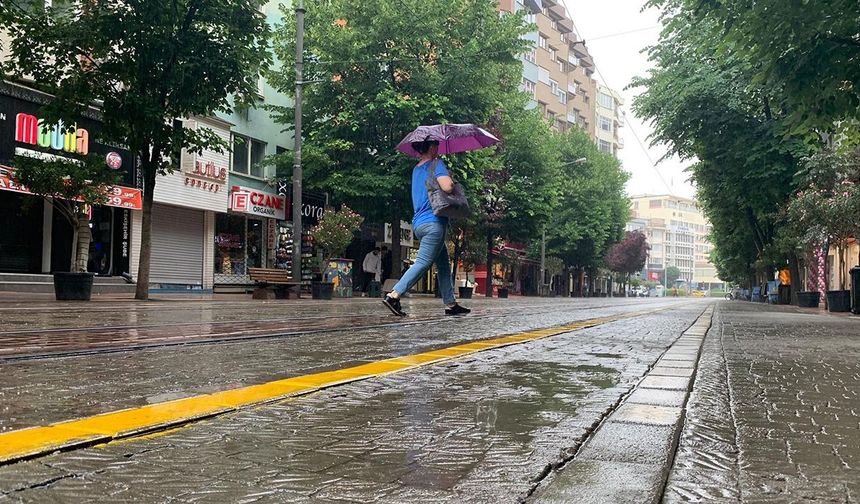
[0,299,703,503]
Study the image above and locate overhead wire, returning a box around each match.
[559,0,675,195]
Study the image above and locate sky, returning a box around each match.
[562,0,697,199]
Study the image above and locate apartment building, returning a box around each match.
[595,83,624,158]
[628,194,723,289]
[501,0,598,137]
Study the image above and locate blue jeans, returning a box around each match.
[392,222,455,305]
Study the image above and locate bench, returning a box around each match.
[248,268,302,299]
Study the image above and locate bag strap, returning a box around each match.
[425,159,441,190]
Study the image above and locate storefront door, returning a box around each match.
[0,192,43,273]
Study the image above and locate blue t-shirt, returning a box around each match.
[411,159,450,229]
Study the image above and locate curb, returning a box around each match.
[530,305,715,504]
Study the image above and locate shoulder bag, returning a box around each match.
[425,160,471,219]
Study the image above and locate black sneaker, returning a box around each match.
[382,295,407,317]
[445,303,471,316]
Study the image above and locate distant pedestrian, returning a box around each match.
[362,247,381,294]
[382,139,470,317]
[380,246,392,282]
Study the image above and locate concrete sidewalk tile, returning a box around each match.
[658,357,698,367]
[532,460,664,504]
[610,403,683,426]
[639,375,691,391]
[649,366,694,378]
[578,422,676,465]
[626,388,687,407]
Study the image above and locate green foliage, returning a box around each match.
[665,266,681,285]
[543,127,629,272]
[269,0,531,223]
[633,4,813,285]
[309,206,364,259]
[12,154,119,210]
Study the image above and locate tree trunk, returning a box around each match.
[74,211,92,273]
[789,252,801,305]
[451,232,462,284]
[135,160,158,300]
[484,231,494,297]
[390,204,402,279]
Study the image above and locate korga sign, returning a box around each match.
[230,185,286,220]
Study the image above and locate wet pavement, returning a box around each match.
[665,302,860,503]
[0,297,703,502]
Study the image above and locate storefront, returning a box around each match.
[214,184,286,285]
[0,82,141,276]
[148,116,230,290]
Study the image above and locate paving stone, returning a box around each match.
[578,422,676,465]
[532,460,664,504]
[639,375,692,391]
[610,403,683,426]
[626,388,688,407]
[649,366,694,378]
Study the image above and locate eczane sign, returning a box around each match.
[230,185,286,220]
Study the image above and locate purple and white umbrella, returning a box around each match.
[396,123,500,158]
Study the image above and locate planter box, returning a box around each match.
[826,290,851,313]
[797,291,820,308]
[458,286,473,299]
[312,282,334,300]
[53,272,94,301]
[322,258,353,298]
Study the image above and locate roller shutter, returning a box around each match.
[149,204,204,285]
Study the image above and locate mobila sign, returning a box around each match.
[15,114,90,156]
[230,185,286,220]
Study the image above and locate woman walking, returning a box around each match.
[382,139,470,317]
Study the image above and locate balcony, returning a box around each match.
[548,3,566,20]
[523,0,543,13]
[557,17,574,34]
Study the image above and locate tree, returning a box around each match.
[665,266,681,286]
[269,0,531,278]
[604,230,650,295]
[647,0,860,134]
[543,126,629,295]
[11,156,119,272]
[632,7,812,290]
[0,0,271,299]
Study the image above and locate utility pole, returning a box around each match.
[540,229,546,296]
[292,0,305,284]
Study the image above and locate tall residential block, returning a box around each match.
[595,83,624,158]
[501,0,598,136]
[628,194,723,289]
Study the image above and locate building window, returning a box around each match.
[598,92,614,110]
[525,49,536,63]
[548,47,556,60]
[650,199,663,209]
[539,34,548,49]
[599,139,611,153]
[558,91,567,105]
[550,79,559,96]
[551,20,557,30]
[538,66,550,84]
[520,78,536,98]
[231,134,267,178]
[599,115,612,132]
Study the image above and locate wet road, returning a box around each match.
[0,296,703,502]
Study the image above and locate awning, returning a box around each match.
[0,165,142,210]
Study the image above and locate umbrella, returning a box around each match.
[396,123,500,158]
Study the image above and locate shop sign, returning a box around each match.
[0,165,143,210]
[277,181,327,226]
[384,221,414,248]
[184,160,227,193]
[230,185,286,220]
[15,114,90,156]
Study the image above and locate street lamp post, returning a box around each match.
[292,0,305,284]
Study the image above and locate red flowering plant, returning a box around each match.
[786,147,860,290]
[308,206,364,261]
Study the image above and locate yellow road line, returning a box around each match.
[0,307,674,465]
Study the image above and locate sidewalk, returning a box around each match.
[665,301,860,502]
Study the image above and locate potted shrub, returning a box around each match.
[308,206,364,299]
[786,148,860,312]
[10,153,119,300]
